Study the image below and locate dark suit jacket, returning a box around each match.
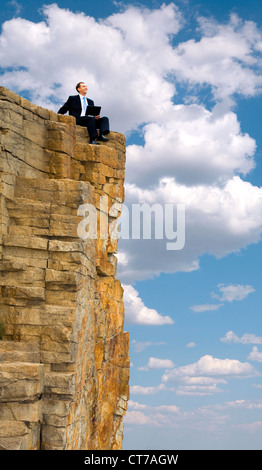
[58,95,94,123]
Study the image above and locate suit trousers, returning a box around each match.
[77,116,109,141]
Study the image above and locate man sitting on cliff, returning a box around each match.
[58,82,110,145]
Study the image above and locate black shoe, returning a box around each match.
[90,140,100,145]
[97,135,109,142]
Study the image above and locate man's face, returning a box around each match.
[78,83,88,96]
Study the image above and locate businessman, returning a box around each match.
[58,82,110,144]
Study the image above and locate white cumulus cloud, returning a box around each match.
[118,177,262,282]
[123,284,174,325]
[138,357,175,371]
[170,13,262,100]
[190,304,224,312]
[130,383,168,395]
[126,106,256,187]
[213,283,256,302]
[221,331,262,344]
[248,347,262,363]
[161,354,258,396]
[162,355,256,380]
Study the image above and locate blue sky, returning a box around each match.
[1,0,262,450]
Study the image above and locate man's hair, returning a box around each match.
[76,82,84,92]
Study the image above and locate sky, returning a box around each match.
[1,0,262,450]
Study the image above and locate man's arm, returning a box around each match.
[58,97,70,114]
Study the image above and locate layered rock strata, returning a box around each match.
[0,87,129,450]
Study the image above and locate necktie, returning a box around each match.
[82,96,87,114]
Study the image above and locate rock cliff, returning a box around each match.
[0,87,129,450]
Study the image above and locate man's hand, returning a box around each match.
[95,115,100,120]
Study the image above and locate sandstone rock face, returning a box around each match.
[0,87,129,450]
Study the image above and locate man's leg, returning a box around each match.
[77,116,98,143]
[96,116,110,140]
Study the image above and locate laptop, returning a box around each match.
[86,105,101,116]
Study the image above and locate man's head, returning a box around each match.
[76,82,88,96]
